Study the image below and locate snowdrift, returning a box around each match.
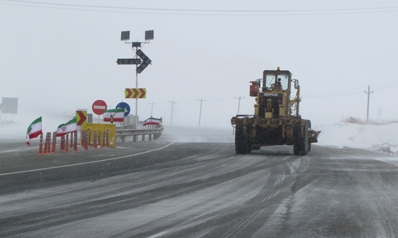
[316,122,398,155]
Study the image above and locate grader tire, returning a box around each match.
[235,125,251,154]
[293,124,309,155]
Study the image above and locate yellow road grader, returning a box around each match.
[231,68,320,155]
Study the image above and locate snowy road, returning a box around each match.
[1,127,398,237]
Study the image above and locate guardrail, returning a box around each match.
[116,125,164,143]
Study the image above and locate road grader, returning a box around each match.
[231,67,320,155]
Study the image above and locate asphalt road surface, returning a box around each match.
[1,127,398,237]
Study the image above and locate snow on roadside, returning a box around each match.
[316,122,398,155]
[1,115,398,156]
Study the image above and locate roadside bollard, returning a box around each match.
[74,131,78,151]
[65,134,69,153]
[60,136,65,151]
[38,133,43,155]
[51,132,57,153]
[105,130,109,147]
[44,132,51,154]
[70,132,73,149]
[93,131,98,149]
[84,130,89,150]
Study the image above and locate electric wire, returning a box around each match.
[305,81,398,98]
[1,0,398,16]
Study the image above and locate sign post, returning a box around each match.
[118,30,154,128]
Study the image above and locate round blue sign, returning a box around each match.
[116,102,131,117]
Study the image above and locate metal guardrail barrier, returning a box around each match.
[116,124,164,143]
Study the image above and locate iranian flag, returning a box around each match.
[103,108,124,123]
[143,117,162,126]
[56,118,77,137]
[26,117,43,146]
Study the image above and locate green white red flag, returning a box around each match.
[103,108,124,123]
[26,117,42,146]
[56,118,77,137]
[143,117,162,126]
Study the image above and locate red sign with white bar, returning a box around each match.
[92,100,107,115]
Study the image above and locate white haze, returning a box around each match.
[1,0,397,130]
[1,112,398,156]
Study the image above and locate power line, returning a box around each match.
[2,0,398,16]
[306,81,398,98]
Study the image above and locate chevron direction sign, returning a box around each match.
[125,88,146,99]
[76,110,87,126]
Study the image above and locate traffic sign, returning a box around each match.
[92,100,107,115]
[125,88,146,99]
[136,49,151,74]
[116,102,131,117]
[117,58,142,65]
[76,110,87,126]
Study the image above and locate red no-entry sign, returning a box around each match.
[92,100,107,115]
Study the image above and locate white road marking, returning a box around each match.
[0,142,175,177]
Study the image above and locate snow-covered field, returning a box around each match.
[1,116,397,155]
[316,122,398,155]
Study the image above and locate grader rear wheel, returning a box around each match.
[235,125,251,154]
[293,123,308,155]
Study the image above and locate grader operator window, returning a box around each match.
[264,74,289,91]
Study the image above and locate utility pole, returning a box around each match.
[198,99,206,127]
[169,101,176,125]
[150,102,155,116]
[364,85,374,123]
[235,96,244,115]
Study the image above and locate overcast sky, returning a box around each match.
[1,0,397,129]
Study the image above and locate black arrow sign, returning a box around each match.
[116,58,142,65]
[136,49,152,74]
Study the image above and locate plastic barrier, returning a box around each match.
[82,123,116,148]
